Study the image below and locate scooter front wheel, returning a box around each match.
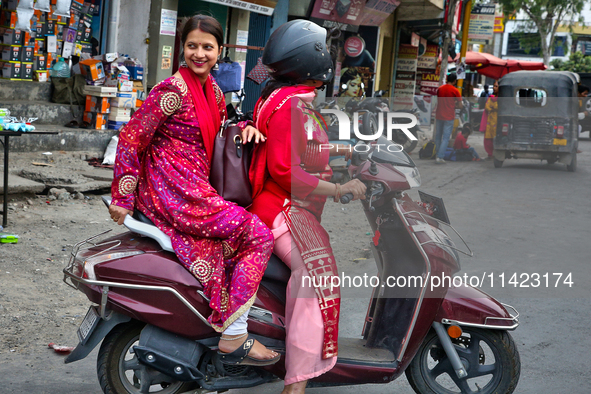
[97,321,196,394]
[405,327,520,394]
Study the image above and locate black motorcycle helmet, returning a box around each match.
[262,20,334,84]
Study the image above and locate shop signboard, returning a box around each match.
[417,44,437,71]
[344,36,365,57]
[419,72,440,96]
[393,44,418,109]
[311,0,400,27]
[200,0,277,16]
[310,17,359,33]
[468,4,495,42]
[493,15,504,33]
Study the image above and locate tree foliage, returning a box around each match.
[550,51,591,73]
[497,0,586,65]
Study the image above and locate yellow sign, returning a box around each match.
[494,17,504,33]
[553,138,567,146]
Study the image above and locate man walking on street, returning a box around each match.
[435,73,463,163]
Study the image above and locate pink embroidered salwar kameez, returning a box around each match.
[110,74,273,332]
[249,86,340,384]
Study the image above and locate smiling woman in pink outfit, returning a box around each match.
[108,14,279,365]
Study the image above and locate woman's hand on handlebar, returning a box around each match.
[341,179,366,200]
[109,204,132,226]
[241,125,266,144]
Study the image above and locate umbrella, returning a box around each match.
[448,51,547,80]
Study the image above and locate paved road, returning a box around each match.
[2,135,590,393]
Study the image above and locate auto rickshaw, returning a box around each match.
[493,71,579,172]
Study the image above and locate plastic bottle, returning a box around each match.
[51,57,71,78]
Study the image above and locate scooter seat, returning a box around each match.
[263,254,290,283]
[101,196,291,282]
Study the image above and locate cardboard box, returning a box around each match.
[108,114,131,122]
[132,81,144,92]
[0,11,18,29]
[68,12,80,29]
[47,35,57,53]
[22,47,34,63]
[126,66,143,81]
[111,91,137,108]
[23,31,35,46]
[2,46,21,62]
[46,20,56,34]
[79,59,105,81]
[35,55,47,71]
[71,0,84,13]
[85,96,111,113]
[22,63,33,80]
[82,27,92,42]
[34,70,48,82]
[83,85,117,97]
[108,120,128,130]
[62,41,73,58]
[118,80,133,92]
[80,42,92,54]
[83,112,107,130]
[2,62,22,79]
[3,29,23,45]
[110,107,131,117]
[35,23,44,37]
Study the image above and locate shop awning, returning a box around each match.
[450,51,547,79]
[200,0,277,16]
[397,0,445,22]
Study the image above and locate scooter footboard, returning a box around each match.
[435,284,519,330]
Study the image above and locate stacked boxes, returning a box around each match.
[84,95,112,130]
[0,0,97,81]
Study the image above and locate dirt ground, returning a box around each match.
[0,151,371,355]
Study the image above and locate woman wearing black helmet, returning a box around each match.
[248,20,366,393]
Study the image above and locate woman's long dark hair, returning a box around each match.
[261,78,295,100]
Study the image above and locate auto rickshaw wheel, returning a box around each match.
[493,158,503,168]
[567,151,577,172]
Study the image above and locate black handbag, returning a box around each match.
[209,121,254,208]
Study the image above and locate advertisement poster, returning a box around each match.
[311,0,399,26]
[468,4,495,42]
[417,44,438,71]
[160,9,177,36]
[393,44,418,109]
[419,72,440,96]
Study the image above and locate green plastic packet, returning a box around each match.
[0,233,19,244]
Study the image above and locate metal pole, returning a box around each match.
[457,0,473,94]
[2,135,9,227]
[439,0,459,86]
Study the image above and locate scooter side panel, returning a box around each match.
[435,284,516,328]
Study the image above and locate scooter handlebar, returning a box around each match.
[340,193,354,204]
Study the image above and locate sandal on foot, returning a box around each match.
[217,334,280,366]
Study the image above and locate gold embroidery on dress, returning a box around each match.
[220,288,229,312]
[118,175,138,196]
[171,76,188,95]
[190,259,213,283]
[222,241,235,259]
[160,91,182,116]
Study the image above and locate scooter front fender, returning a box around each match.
[435,284,519,330]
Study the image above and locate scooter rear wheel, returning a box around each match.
[97,321,195,394]
[405,327,520,394]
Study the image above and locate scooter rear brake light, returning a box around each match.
[83,251,144,280]
[556,125,564,138]
[501,123,509,136]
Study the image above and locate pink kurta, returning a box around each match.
[111,75,273,332]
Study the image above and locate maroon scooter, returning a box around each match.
[63,137,520,394]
